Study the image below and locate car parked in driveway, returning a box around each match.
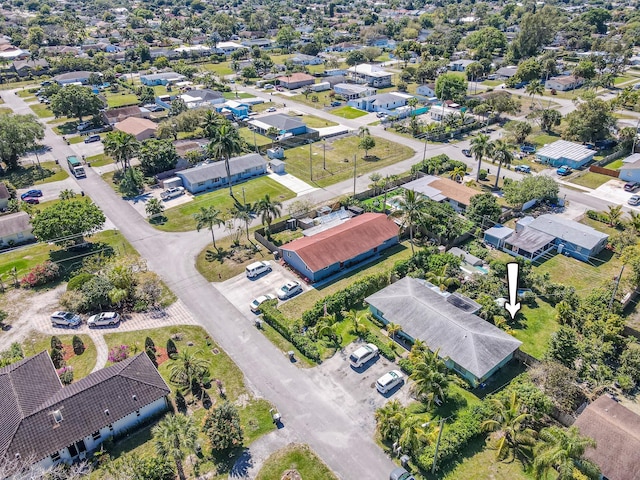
[349,343,379,368]
[250,293,276,312]
[160,186,185,200]
[84,134,101,144]
[245,261,272,278]
[556,165,572,176]
[628,195,640,206]
[624,182,640,192]
[376,370,404,394]
[330,101,342,107]
[87,312,120,327]
[20,189,43,199]
[514,165,531,173]
[51,311,82,327]
[390,467,416,480]
[22,197,39,204]
[266,107,277,112]
[276,280,302,300]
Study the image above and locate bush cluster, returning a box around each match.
[586,209,609,224]
[57,366,74,385]
[361,331,395,360]
[72,335,85,355]
[261,301,320,362]
[108,345,130,363]
[20,261,61,288]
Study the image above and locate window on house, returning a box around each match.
[92,431,101,441]
[136,410,141,417]
[50,452,60,462]
[108,424,114,432]
[52,410,63,423]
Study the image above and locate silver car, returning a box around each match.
[376,370,404,394]
[87,312,120,327]
[51,311,81,328]
[250,294,276,312]
[276,281,302,300]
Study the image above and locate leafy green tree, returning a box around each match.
[145,198,165,218]
[515,58,542,83]
[410,349,449,408]
[358,135,376,158]
[466,193,502,227]
[537,109,562,133]
[0,113,45,170]
[345,50,367,66]
[375,399,406,443]
[152,413,198,480]
[546,326,580,368]
[169,98,188,117]
[581,8,611,35]
[138,86,155,105]
[207,124,244,196]
[50,85,103,122]
[563,98,615,143]
[464,26,507,56]
[510,6,559,59]
[138,139,178,176]
[573,60,596,80]
[104,455,175,480]
[470,133,491,182]
[533,426,599,480]
[193,206,224,250]
[435,72,467,102]
[202,401,244,452]
[255,194,282,235]
[389,189,428,255]
[118,167,144,197]
[504,120,533,144]
[31,199,105,245]
[103,131,139,171]
[275,25,300,52]
[503,175,559,206]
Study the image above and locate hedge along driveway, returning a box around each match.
[153,176,296,232]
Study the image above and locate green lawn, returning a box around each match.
[223,91,254,100]
[16,89,36,98]
[0,80,38,90]
[0,160,68,188]
[86,153,113,167]
[511,299,558,359]
[604,158,624,170]
[482,79,504,87]
[23,332,97,380]
[29,103,54,118]
[106,93,140,108]
[298,114,338,128]
[283,136,414,188]
[291,90,334,109]
[200,62,234,76]
[569,172,612,189]
[256,444,338,480]
[238,127,273,148]
[0,107,11,114]
[530,133,561,149]
[154,176,295,232]
[68,135,85,144]
[331,106,368,119]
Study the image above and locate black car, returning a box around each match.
[462,149,472,157]
[624,182,640,192]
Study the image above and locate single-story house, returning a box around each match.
[279,213,399,282]
[53,71,94,85]
[213,41,245,55]
[574,395,640,480]
[0,182,10,210]
[176,153,267,194]
[291,54,323,66]
[326,42,360,52]
[179,89,225,109]
[619,154,640,182]
[449,59,475,72]
[483,225,515,249]
[495,66,518,79]
[498,214,609,262]
[416,84,436,97]
[0,211,34,246]
[102,106,150,126]
[140,71,186,86]
[365,277,522,386]
[0,352,170,471]
[429,105,462,122]
[277,72,316,90]
[241,38,273,49]
[247,114,308,136]
[217,100,250,118]
[115,117,158,141]
[402,175,477,212]
[0,44,30,59]
[333,83,376,100]
[347,64,393,88]
[535,140,595,169]
[350,92,412,112]
[12,59,49,77]
[545,75,584,91]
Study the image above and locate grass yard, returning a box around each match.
[530,132,561,149]
[569,171,612,189]
[511,299,558,359]
[67,135,86,144]
[482,80,504,87]
[86,153,113,167]
[283,136,414,188]
[238,127,273,148]
[200,61,234,76]
[106,93,140,108]
[23,331,97,380]
[297,113,338,128]
[0,80,38,90]
[0,107,11,114]
[604,158,624,170]
[223,91,254,100]
[255,444,338,480]
[1,160,68,188]
[154,176,295,232]
[331,106,368,119]
[291,90,334,109]
[29,103,54,118]
[279,242,413,321]
[16,89,36,98]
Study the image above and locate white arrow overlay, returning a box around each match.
[504,262,521,320]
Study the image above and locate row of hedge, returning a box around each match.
[586,209,609,224]
[301,272,390,327]
[362,331,395,361]
[261,301,321,362]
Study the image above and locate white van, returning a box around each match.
[245,261,272,278]
[349,343,379,368]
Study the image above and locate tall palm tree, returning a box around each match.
[231,203,252,241]
[201,110,225,140]
[526,79,544,110]
[389,189,429,255]
[426,264,460,292]
[408,339,428,364]
[410,350,450,409]
[193,206,224,251]
[491,139,515,190]
[399,415,437,456]
[358,125,370,137]
[627,210,640,233]
[254,194,282,235]
[169,349,210,389]
[533,426,599,480]
[470,133,492,181]
[482,391,537,461]
[375,399,406,443]
[103,131,139,171]
[266,126,279,148]
[152,413,198,480]
[207,124,244,196]
[386,322,401,341]
[605,204,623,227]
[344,309,366,337]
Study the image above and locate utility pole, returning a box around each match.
[323,140,326,170]
[353,154,357,196]
[431,418,446,475]
[309,140,313,181]
[608,264,625,311]
[422,137,428,162]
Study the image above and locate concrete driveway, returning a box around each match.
[590,178,640,209]
[214,262,311,319]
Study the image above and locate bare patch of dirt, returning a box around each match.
[155,346,169,366]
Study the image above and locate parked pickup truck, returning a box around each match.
[160,187,185,200]
[556,165,572,176]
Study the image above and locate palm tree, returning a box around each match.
[207,124,244,196]
[386,322,401,341]
[605,205,623,227]
[169,349,210,389]
[448,165,467,183]
[103,131,139,171]
[266,126,279,148]
[482,391,537,462]
[345,309,366,337]
[201,110,225,140]
[254,194,282,236]
[410,350,450,409]
[426,264,460,291]
[627,210,640,232]
[145,198,165,218]
[399,415,436,456]
[231,203,252,241]
[526,79,544,110]
[491,139,515,190]
[193,206,224,251]
[407,97,419,117]
[408,339,428,364]
[533,426,599,480]
[152,413,198,480]
[58,189,76,200]
[375,399,406,443]
[389,189,429,255]
[358,125,370,137]
[470,133,492,181]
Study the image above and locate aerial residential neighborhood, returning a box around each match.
[1,0,640,479]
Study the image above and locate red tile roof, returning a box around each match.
[281,213,399,272]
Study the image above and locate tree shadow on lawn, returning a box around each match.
[49,242,116,278]
[204,248,229,263]
[1,166,58,188]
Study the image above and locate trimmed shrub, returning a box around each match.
[72,335,85,355]
[20,261,61,288]
[146,347,157,367]
[50,336,63,350]
[108,345,130,363]
[261,301,320,362]
[398,358,414,375]
[67,272,95,291]
[145,336,156,353]
[586,209,609,224]
[50,347,65,369]
[58,366,74,385]
[362,331,395,360]
[166,339,178,359]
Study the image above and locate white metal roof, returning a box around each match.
[536,140,594,162]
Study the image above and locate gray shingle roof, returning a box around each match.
[506,227,556,252]
[0,212,32,237]
[53,71,93,82]
[178,153,266,184]
[527,214,608,250]
[140,71,185,82]
[1,352,170,462]
[365,277,521,379]
[254,114,305,131]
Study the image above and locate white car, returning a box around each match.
[250,293,276,312]
[376,370,404,394]
[349,343,379,368]
[87,312,120,328]
[51,311,82,327]
[160,187,185,200]
[276,280,302,300]
[266,107,277,112]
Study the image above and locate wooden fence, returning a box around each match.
[588,165,620,177]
